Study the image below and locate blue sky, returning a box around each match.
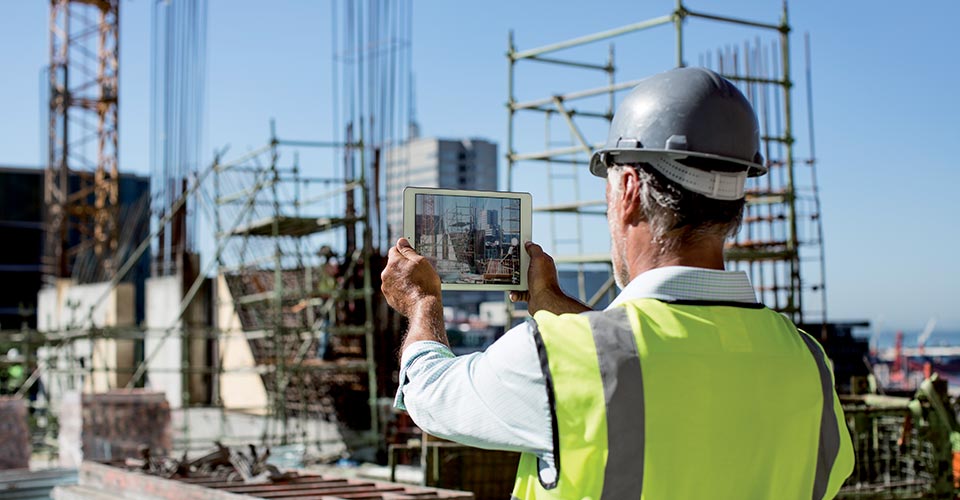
[1,1,957,332]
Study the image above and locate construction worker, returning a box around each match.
[5,348,24,394]
[381,67,854,499]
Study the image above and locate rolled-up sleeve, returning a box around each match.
[393,321,553,456]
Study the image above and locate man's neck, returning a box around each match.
[628,244,726,280]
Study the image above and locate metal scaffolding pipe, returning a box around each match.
[275,139,360,148]
[685,8,783,31]
[512,79,645,111]
[511,14,674,60]
[520,105,611,119]
[510,144,604,162]
[526,55,612,71]
[720,74,786,85]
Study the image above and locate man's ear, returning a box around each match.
[616,167,642,225]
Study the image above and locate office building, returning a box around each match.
[384,137,498,241]
[0,165,151,329]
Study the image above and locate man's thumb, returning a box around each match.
[525,241,543,258]
[397,238,419,258]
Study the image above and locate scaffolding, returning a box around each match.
[505,0,827,325]
[5,123,391,459]
[211,123,381,453]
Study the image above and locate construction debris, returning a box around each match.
[0,397,30,469]
[125,443,296,484]
[78,390,172,464]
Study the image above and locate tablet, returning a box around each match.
[402,187,532,291]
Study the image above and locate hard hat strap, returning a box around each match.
[646,155,747,201]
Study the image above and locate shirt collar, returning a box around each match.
[606,266,758,309]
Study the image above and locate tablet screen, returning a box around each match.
[414,193,522,285]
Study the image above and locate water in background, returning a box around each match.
[864,330,960,350]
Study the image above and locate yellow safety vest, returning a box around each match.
[511,298,854,499]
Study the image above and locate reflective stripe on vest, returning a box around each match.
[511,299,854,500]
[796,331,842,500]
[589,308,644,499]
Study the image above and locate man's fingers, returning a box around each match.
[525,241,554,266]
[396,238,420,260]
[388,244,401,261]
[509,291,529,303]
[525,241,543,258]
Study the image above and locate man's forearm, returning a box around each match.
[532,287,592,316]
[400,297,448,354]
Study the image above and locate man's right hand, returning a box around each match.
[509,241,591,316]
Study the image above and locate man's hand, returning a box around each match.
[381,238,447,354]
[509,242,591,316]
[381,238,442,318]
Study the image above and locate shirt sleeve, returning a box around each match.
[393,321,553,456]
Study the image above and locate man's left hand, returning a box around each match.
[381,238,442,317]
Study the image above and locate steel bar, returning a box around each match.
[510,144,603,162]
[552,254,612,264]
[720,74,785,85]
[123,166,267,389]
[526,55,611,71]
[506,30,516,192]
[298,180,362,205]
[213,144,274,172]
[519,105,611,119]
[552,96,593,155]
[511,14,674,60]
[779,2,801,321]
[512,157,589,166]
[533,199,606,213]
[587,275,618,308]
[73,152,228,330]
[804,31,828,325]
[760,135,791,143]
[684,8,782,31]
[512,79,645,111]
[215,178,277,205]
[675,0,685,67]
[275,139,361,148]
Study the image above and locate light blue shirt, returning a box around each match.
[394,266,759,482]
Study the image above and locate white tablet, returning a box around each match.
[402,187,532,291]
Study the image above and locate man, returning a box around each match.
[381,67,854,499]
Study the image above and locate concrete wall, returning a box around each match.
[37,280,136,393]
[215,274,267,414]
[58,392,82,468]
[144,275,184,409]
[144,274,211,409]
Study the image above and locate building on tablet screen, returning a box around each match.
[414,194,521,285]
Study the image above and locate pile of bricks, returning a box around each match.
[0,397,30,469]
[80,390,171,463]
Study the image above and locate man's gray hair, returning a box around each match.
[608,163,746,255]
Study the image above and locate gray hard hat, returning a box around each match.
[589,67,766,178]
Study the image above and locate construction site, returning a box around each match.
[414,193,522,285]
[0,1,957,499]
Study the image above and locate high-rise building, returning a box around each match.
[384,137,497,241]
[0,165,151,329]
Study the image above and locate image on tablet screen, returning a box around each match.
[414,193,521,285]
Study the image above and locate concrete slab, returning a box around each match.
[53,484,127,500]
